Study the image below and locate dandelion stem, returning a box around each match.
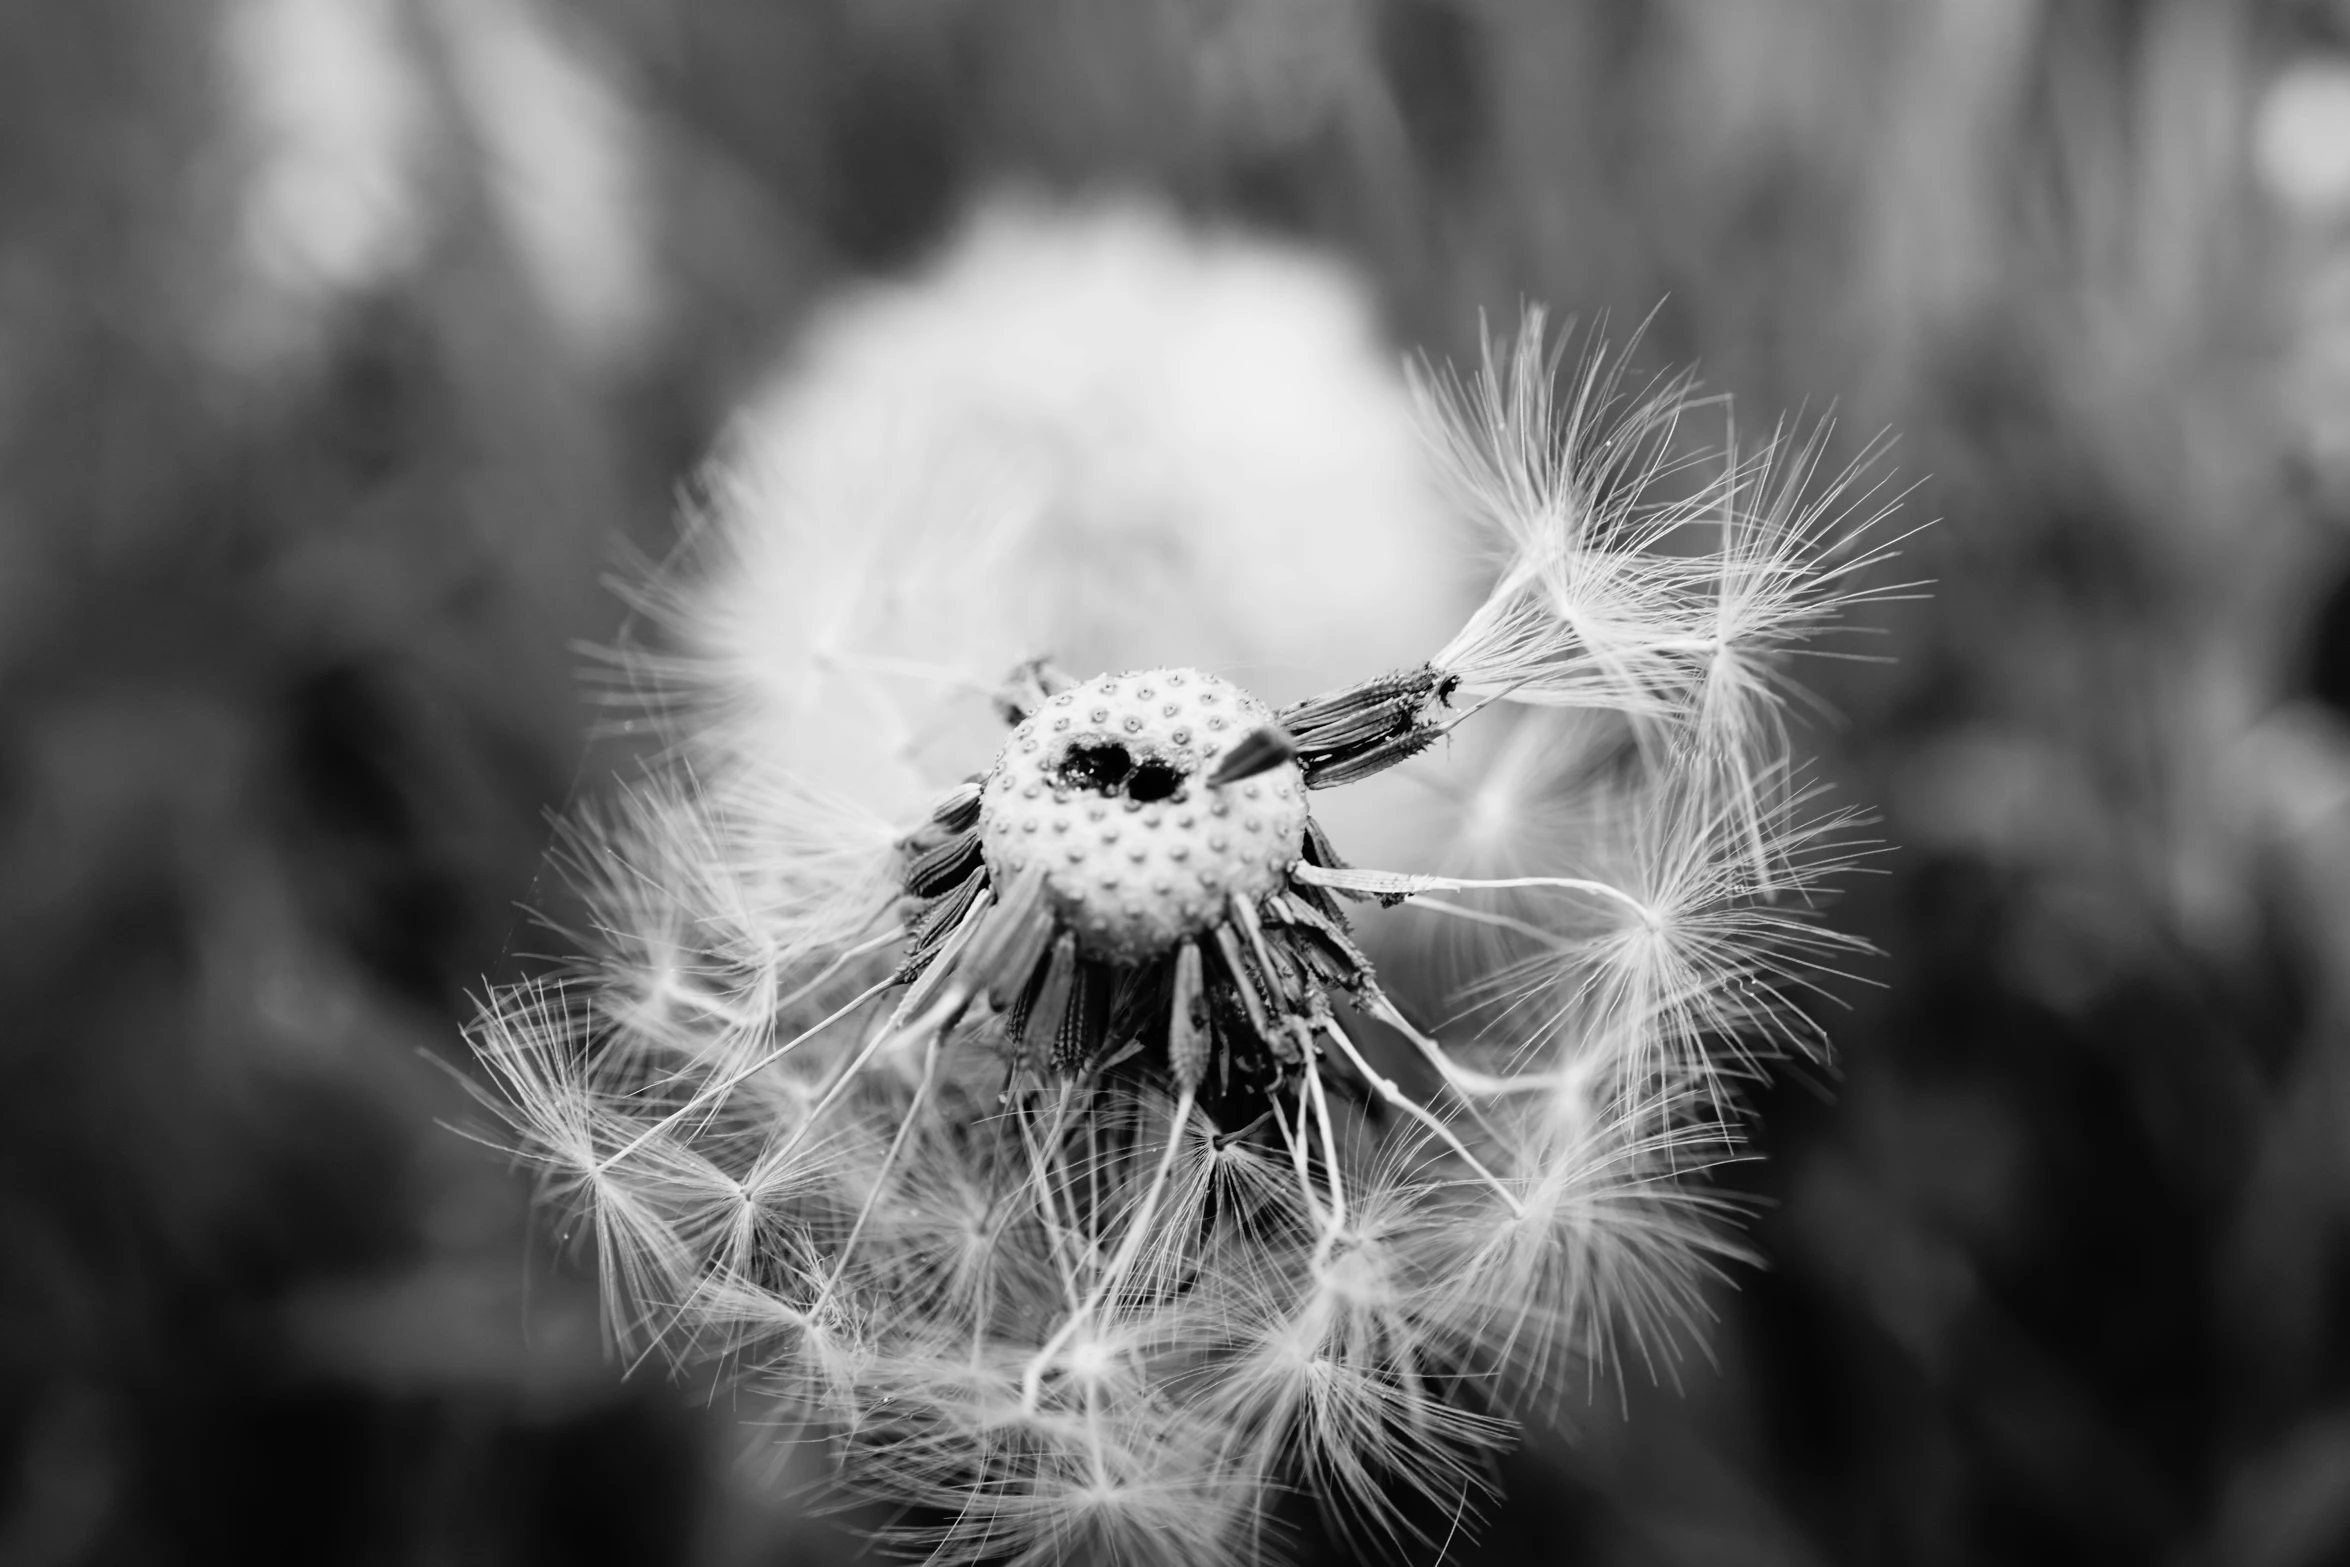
[747,952,985,1198]
[1396,895,1584,949]
[769,925,904,1017]
[595,971,900,1176]
[821,1027,942,1298]
[1021,1087,1198,1409]
[1432,673,1535,734]
[1018,1078,1088,1308]
[1301,1054,1348,1263]
[1292,861,1657,925]
[1363,990,1581,1100]
[1315,1019,1524,1217]
[1273,1087,1325,1230]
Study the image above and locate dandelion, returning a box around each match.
[469,274,1898,1563]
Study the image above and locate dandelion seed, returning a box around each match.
[468,293,1898,1562]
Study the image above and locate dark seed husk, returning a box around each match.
[905,825,983,897]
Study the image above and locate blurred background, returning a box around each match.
[7,1,2350,1563]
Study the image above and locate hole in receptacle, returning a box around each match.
[1055,743,1133,794]
[1051,743,1190,803]
[1127,761,1185,803]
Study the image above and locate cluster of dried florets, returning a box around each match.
[470,312,1904,1566]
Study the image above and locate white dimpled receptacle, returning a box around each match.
[979,668,1308,962]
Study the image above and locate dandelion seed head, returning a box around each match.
[468,272,1903,1563]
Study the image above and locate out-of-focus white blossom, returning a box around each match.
[213,0,659,371]
[219,0,433,360]
[650,195,1466,815]
[428,0,660,367]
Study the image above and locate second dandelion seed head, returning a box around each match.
[981,667,1307,962]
